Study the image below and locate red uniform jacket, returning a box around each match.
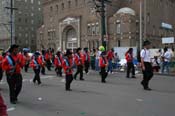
[54,55,63,67]
[99,56,108,68]
[74,53,84,66]
[62,57,73,75]
[83,52,90,62]
[0,55,3,69]
[45,52,52,61]
[125,53,133,62]
[2,54,25,74]
[107,50,114,60]
[30,58,42,69]
[0,94,7,116]
[39,55,46,67]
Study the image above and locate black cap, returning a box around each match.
[8,44,19,53]
[34,51,40,56]
[65,49,72,56]
[143,40,151,46]
[77,47,82,52]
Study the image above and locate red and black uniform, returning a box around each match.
[45,52,52,71]
[54,55,63,77]
[125,52,135,78]
[0,94,7,116]
[24,52,30,72]
[39,55,46,75]
[99,55,108,83]
[74,53,85,80]
[0,55,3,81]
[30,57,42,84]
[83,51,90,74]
[62,57,73,90]
[2,53,25,103]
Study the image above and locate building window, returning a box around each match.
[18,18,21,22]
[116,23,121,34]
[50,6,53,12]
[31,0,34,4]
[75,0,78,6]
[25,18,28,23]
[31,20,34,24]
[118,40,121,47]
[92,24,96,35]
[62,3,64,10]
[31,13,34,17]
[68,1,71,8]
[56,5,59,11]
[38,1,41,5]
[147,13,150,24]
[87,25,91,35]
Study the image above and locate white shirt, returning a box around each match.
[163,51,171,62]
[140,49,151,62]
[96,51,102,59]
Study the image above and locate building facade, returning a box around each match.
[0,0,11,50]
[14,0,43,51]
[37,0,175,51]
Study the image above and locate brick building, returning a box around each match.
[37,0,175,51]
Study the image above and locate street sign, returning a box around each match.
[162,37,174,44]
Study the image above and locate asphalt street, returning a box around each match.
[0,69,175,116]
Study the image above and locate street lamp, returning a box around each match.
[92,0,111,50]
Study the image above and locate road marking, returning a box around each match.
[22,79,28,82]
[7,107,15,112]
[42,76,55,79]
[38,97,43,101]
[136,98,143,102]
[60,79,65,83]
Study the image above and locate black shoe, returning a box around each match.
[15,98,18,102]
[131,76,136,78]
[144,88,152,91]
[33,80,36,84]
[66,89,72,91]
[74,77,77,80]
[10,101,17,104]
[80,78,84,81]
[126,76,130,78]
[102,80,106,83]
[141,81,144,86]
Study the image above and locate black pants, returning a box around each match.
[65,74,73,90]
[100,67,108,83]
[142,62,153,89]
[74,65,83,80]
[41,66,45,75]
[33,68,41,84]
[84,61,90,73]
[0,68,3,81]
[55,67,62,77]
[46,60,52,71]
[24,63,29,72]
[126,62,135,78]
[6,73,23,102]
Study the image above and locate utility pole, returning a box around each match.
[5,0,17,45]
[139,0,143,50]
[93,0,111,49]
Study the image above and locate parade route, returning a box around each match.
[1,70,175,116]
